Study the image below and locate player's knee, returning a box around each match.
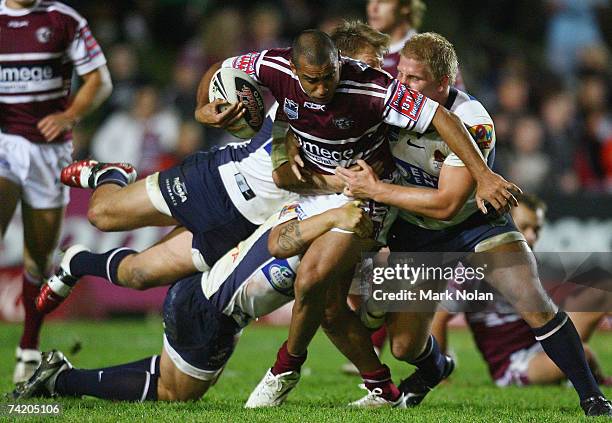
[294,264,330,299]
[320,302,344,333]
[390,336,420,362]
[87,202,115,231]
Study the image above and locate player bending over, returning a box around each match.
[12,203,378,404]
[431,193,612,388]
[336,33,612,416]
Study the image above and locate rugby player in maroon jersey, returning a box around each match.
[195,29,519,408]
[0,0,112,384]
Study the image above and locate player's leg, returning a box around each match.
[321,271,402,406]
[87,177,177,231]
[247,232,379,408]
[385,309,454,406]
[156,348,213,401]
[0,176,20,237]
[480,240,610,414]
[36,227,200,313]
[14,204,64,383]
[60,160,175,231]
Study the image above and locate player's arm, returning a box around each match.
[431,309,456,354]
[268,202,372,258]
[37,65,113,142]
[336,159,473,220]
[272,129,345,195]
[194,61,245,129]
[430,107,520,212]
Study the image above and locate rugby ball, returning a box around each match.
[208,68,265,139]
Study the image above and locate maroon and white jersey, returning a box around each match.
[443,278,536,381]
[383,29,465,90]
[382,29,416,77]
[223,48,438,176]
[0,0,106,143]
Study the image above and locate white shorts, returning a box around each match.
[0,132,72,209]
[495,342,543,387]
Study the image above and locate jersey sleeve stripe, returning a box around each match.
[337,80,387,92]
[336,88,386,98]
[259,59,296,79]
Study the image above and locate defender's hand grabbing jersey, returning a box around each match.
[223,49,438,241]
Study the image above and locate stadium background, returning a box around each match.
[1,0,611,324]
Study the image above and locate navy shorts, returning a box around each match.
[388,212,521,253]
[157,151,258,266]
[162,274,241,380]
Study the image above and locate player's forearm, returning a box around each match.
[268,212,337,258]
[64,66,112,122]
[371,181,459,220]
[273,164,343,195]
[196,61,222,110]
[432,108,491,181]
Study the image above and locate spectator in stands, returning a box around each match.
[91,84,181,176]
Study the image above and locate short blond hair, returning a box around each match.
[400,0,427,30]
[401,32,458,84]
[331,20,390,59]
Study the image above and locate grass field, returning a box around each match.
[1,318,610,422]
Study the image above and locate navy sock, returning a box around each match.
[70,248,136,284]
[96,169,129,187]
[533,311,601,401]
[409,335,446,386]
[55,368,158,401]
[90,355,160,375]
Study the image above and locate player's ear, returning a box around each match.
[439,75,450,92]
[290,60,298,75]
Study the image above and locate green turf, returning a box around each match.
[1,318,610,422]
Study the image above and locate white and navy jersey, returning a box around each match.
[222,48,438,177]
[0,0,106,143]
[200,212,300,328]
[215,102,298,225]
[391,88,495,229]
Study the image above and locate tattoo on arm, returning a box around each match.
[277,221,306,253]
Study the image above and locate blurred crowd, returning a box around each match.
[70,0,611,193]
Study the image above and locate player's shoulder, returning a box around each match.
[340,57,393,87]
[449,88,493,126]
[39,0,87,24]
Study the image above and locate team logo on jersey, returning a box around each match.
[304,101,325,111]
[263,260,295,296]
[232,52,260,76]
[390,84,425,122]
[283,98,299,120]
[468,124,494,150]
[333,117,354,129]
[35,27,52,43]
[171,177,188,203]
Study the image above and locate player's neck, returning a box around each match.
[5,0,37,10]
[388,22,412,45]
